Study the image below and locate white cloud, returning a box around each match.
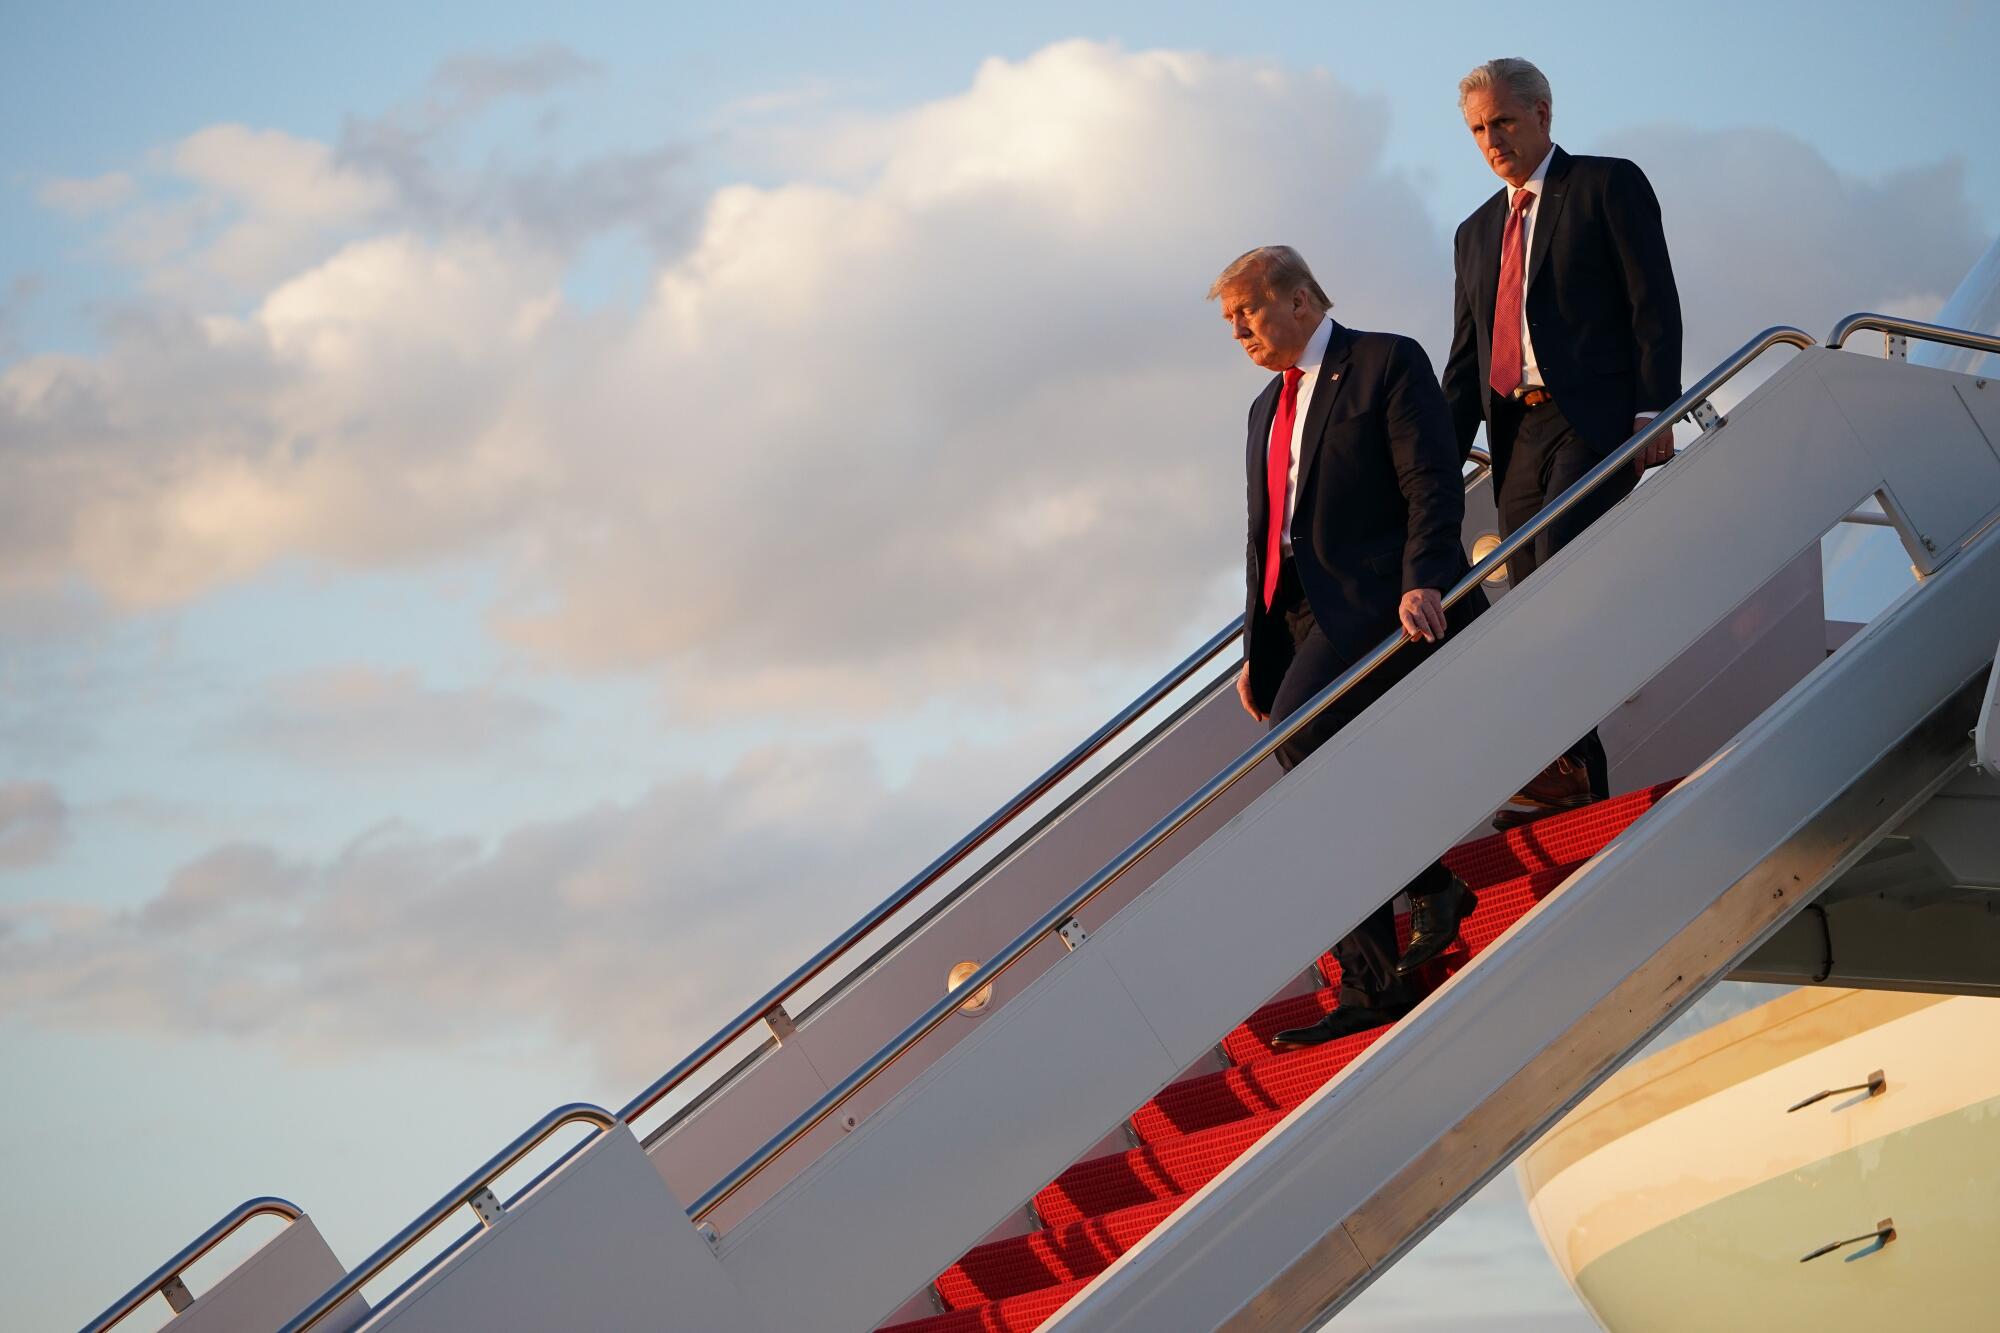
[86,127,400,303]
[172,126,393,224]
[4,43,1991,724]
[0,781,68,870]
[0,740,995,1079]
[224,665,553,768]
[35,172,138,216]
[1599,125,1986,368]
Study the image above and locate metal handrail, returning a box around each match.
[1826,312,2000,359]
[687,324,1817,1222]
[619,449,1498,1132]
[615,619,1243,1129]
[180,447,1500,1333]
[279,1104,616,1333]
[82,1196,304,1333]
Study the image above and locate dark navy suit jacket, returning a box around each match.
[1243,320,1481,715]
[1442,147,1684,483]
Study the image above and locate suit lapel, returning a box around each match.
[1247,374,1281,544]
[1525,146,1570,294]
[1294,321,1352,503]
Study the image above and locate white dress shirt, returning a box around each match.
[1504,144,1655,421]
[1278,316,1335,554]
[1504,146,1557,391]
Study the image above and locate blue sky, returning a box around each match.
[3,3,1996,1329]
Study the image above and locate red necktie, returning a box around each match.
[1262,366,1306,609]
[1488,187,1536,399]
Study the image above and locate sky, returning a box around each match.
[3,3,1996,1329]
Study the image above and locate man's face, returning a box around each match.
[1462,86,1553,188]
[1219,281,1316,371]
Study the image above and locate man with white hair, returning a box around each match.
[1212,246,1485,1047]
[1442,57,1684,825]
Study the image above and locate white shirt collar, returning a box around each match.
[1508,144,1558,207]
[1294,315,1334,375]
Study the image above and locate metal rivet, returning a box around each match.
[469,1186,504,1228]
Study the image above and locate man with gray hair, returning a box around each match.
[1441,58,1683,824]
[1212,246,1485,1047]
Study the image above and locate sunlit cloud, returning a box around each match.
[221,665,553,768]
[7,43,1985,731]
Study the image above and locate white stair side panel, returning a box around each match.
[1048,492,2000,1333]
[171,1217,367,1333]
[1600,546,1826,793]
[363,1129,764,1333]
[649,681,1273,1232]
[1096,351,1888,1071]
[712,349,1908,1330]
[722,945,1186,1333]
[650,463,1488,1226]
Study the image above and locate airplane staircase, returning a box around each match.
[881,783,1680,1333]
[78,310,2000,1333]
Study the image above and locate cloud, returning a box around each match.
[429,43,601,113]
[0,781,68,870]
[38,43,662,307]
[171,127,392,224]
[36,172,139,216]
[4,42,1991,723]
[6,42,1437,714]
[1598,126,1987,369]
[0,273,39,359]
[0,739,995,1079]
[333,42,682,253]
[224,665,553,767]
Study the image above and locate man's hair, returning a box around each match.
[1206,245,1332,313]
[1458,58,1553,116]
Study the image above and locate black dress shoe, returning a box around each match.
[1395,877,1478,977]
[1271,1001,1412,1050]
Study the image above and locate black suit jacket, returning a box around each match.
[1442,147,1683,481]
[1243,321,1481,714]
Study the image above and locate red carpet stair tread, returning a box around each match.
[880,780,1676,1333]
[932,1196,1185,1311]
[1033,1110,1286,1232]
[887,1279,1094,1333]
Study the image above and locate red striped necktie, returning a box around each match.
[1488,187,1536,399]
[1262,365,1306,609]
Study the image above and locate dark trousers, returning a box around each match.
[1267,562,1451,1009]
[1492,397,1638,800]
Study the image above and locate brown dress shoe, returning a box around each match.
[1492,754,1597,829]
